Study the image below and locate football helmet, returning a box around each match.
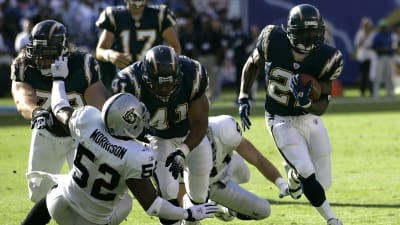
[142,45,182,102]
[26,20,69,72]
[102,93,150,139]
[125,0,147,8]
[286,4,325,53]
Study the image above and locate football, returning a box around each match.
[300,73,321,100]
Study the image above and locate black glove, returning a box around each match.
[165,149,185,179]
[238,97,251,131]
[186,203,219,221]
[31,108,53,129]
[289,74,312,108]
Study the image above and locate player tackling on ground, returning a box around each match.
[21,57,218,225]
[237,4,343,225]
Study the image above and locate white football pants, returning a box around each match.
[28,128,76,202]
[46,186,132,225]
[266,113,332,190]
[148,135,213,203]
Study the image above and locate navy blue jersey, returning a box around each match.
[11,52,101,135]
[112,56,208,138]
[256,25,343,116]
[96,4,177,62]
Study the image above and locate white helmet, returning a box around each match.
[102,93,149,139]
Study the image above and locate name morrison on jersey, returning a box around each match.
[90,129,128,159]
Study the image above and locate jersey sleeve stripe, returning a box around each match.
[84,54,92,85]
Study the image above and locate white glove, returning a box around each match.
[186,203,219,221]
[275,177,290,198]
[51,56,69,80]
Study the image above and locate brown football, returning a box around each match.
[301,73,321,100]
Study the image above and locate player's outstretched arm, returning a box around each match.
[126,178,218,221]
[236,137,288,197]
[50,57,74,131]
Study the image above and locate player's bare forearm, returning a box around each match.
[11,81,40,120]
[185,95,209,150]
[237,138,282,183]
[127,178,158,210]
[95,30,115,62]
[55,107,74,134]
[84,81,110,110]
[240,50,263,95]
[305,80,331,115]
[162,27,182,54]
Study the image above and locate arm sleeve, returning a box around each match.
[146,196,188,220]
[51,80,70,113]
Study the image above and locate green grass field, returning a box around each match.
[1,88,400,225]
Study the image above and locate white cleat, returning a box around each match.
[214,204,236,222]
[284,165,303,199]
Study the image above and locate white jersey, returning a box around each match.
[208,115,242,184]
[61,106,156,224]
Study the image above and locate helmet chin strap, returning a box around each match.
[40,69,52,76]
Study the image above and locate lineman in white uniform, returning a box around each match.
[21,58,218,225]
[183,115,289,221]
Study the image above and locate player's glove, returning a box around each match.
[165,144,190,179]
[289,74,312,108]
[275,178,290,198]
[31,107,53,129]
[238,97,251,131]
[51,56,69,81]
[186,203,219,221]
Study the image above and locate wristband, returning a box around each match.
[186,209,193,220]
[178,143,190,157]
[274,177,287,189]
[238,93,249,99]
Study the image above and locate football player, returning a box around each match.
[181,115,289,222]
[95,0,182,89]
[237,4,343,225]
[10,20,110,203]
[112,45,212,225]
[21,70,218,225]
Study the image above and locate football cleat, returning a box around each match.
[327,218,343,225]
[214,204,236,222]
[284,164,303,199]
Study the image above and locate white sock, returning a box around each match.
[315,200,336,221]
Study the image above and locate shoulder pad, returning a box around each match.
[209,115,242,146]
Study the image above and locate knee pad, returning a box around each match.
[300,174,326,207]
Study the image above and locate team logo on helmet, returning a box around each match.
[122,108,138,124]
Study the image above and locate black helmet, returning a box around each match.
[286,4,325,53]
[26,20,69,71]
[142,45,182,102]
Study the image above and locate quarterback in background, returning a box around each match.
[238,4,343,225]
[95,0,181,89]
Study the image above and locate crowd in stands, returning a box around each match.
[353,16,400,98]
[2,0,400,99]
[0,0,253,100]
